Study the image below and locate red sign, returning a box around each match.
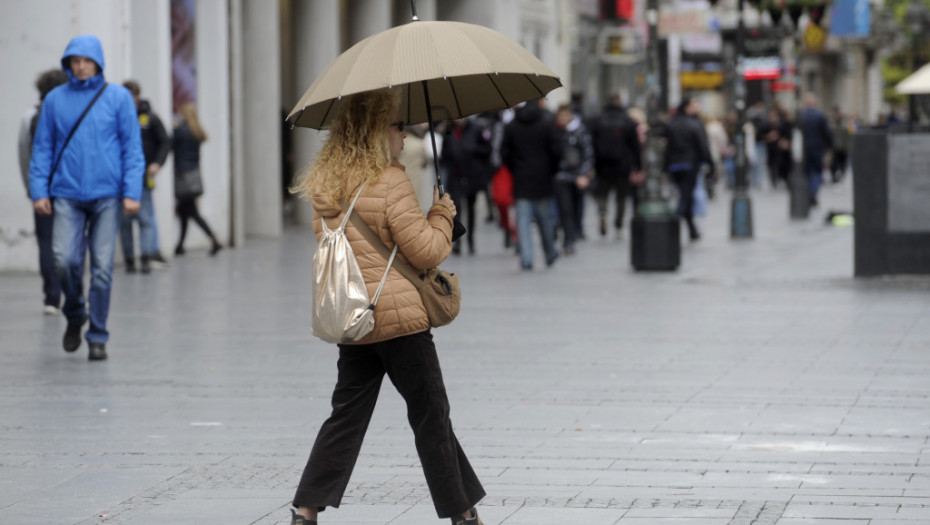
[770,81,797,92]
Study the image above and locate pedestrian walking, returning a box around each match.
[18,68,68,316]
[288,88,485,525]
[120,80,171,273]
[29,35,146,361]
[799,93,833,207]
[829,105,851,183]
[664,96,713,241]
[440,115,495,255]
[501,99,562,270]
[172,102,222,256]
[553,103,594,254]
[589,93,642,239]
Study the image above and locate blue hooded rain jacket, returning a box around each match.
[29,35,145,203]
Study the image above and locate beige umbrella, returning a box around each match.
[287,14,562,239]
[896,63,930,95]
[287,20,562,130]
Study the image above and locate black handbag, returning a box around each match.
[174,168,204,200]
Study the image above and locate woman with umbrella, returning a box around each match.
[288,88,485,525]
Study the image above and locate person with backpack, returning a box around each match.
[589,93,642,239]
[17,68,68,316]
[553,103,594,254]
[288,88,485,525]
[29,35,145,361]
[119,80,172,273]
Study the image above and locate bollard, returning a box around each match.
[789,162,809,219]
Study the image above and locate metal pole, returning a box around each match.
[730,0,753,238]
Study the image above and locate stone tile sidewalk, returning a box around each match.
[1,179,928,524]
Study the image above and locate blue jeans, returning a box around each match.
[516,198,559,268]
[119,186,159,259]
[53,197,120,344]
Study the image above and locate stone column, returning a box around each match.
[129,0,174,257]
[291,0,341,225]
[241,0,282,238]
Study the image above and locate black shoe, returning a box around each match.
[290,509,317,525]
[62,319,85,352]
[546,251,560,267]
[125,259,137,273]
[88,342,107,361]
[451,508,484,525]
[209,242,223,256]
[175,245,185,256]
[140,256,151,274]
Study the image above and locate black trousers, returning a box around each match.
[671,168,699,238]
[593,172,639,231]
[293,331,485,518]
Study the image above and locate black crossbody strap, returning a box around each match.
[47,82,108,190]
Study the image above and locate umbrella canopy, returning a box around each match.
[896,63,930,95]
[287,20,562,129]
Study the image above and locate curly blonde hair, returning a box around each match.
[291,89,399,205]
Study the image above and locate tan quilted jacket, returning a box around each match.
[312,163,454,345]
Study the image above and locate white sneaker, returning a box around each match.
[43,305,60,316]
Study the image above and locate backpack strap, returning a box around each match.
[47,82,108,191]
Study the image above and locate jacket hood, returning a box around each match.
[137,99,152,114]
[61,35,105,77]
[515,102,543,124]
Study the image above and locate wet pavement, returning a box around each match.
[2,178,929,525]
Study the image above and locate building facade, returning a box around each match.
[0,0,571,271]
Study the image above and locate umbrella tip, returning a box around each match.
[412,15,420,21]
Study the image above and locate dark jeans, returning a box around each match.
[35,211,61,307]
[293,331,485,518]
[554,180,583,249]
[593,173,639,231]
[670,168,699,239]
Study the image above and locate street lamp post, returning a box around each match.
[730,0,754,238]
[631,0,681,271]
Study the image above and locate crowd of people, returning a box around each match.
[426,90,870,258]
[17,35,221,361]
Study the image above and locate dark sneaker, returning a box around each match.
[599,216,607,237]
[290,509,317,525]
[125,259,137,273]
[148,253,170,269]
[451,508,484,525]
[140,256,151,274]
[88,342,107,361]
[63,319,85,352]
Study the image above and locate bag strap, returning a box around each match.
[343,203,425,290]
[337,184,400,306]
[47,83,108,190]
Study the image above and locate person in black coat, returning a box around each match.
[664,96,713,241]
[119,80,172,273]
[501,99,562,270]
[589,93,642,238]
[440,114,495,254]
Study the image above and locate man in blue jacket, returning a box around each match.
[799,92,833,207]
[29,35,145,361]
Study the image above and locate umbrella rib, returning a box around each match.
[448,78,464,118]
[319,99,335,130]
[486,73,511,108]
[524,73,546,99]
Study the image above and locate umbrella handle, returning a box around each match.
[422,80,466,242]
